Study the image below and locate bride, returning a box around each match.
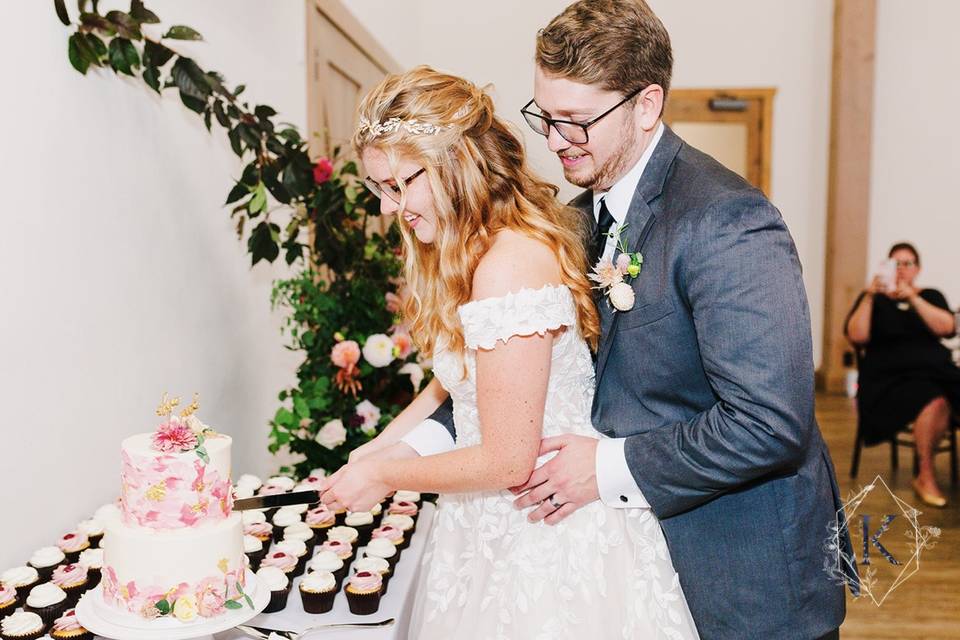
[319,66,699,639]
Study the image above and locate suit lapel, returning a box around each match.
[594,126,683,385]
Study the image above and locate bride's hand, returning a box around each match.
[348,435,391,463]
[320,441,417,512]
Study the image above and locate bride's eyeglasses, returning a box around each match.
[363,168,426,204]
[521,86,644,144]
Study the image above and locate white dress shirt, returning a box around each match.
[401,123,666,511]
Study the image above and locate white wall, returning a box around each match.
[0,1,304,568]
[868,0,960,309]
[344,0,834,365]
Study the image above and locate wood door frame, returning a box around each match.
[664,88,776,196]
[304,0,401,157]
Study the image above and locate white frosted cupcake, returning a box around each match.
[364,538,399,570]
[235,474,263,492]
[266,476,296,492]
[233,484,255,500]
[394,490,422,506]
[28,548,65,582]
[307,551,345,586]
[282,522,316,550]
[299,571,337,614]
[75,519,104,549]
[24,583,68,626]
[255,566,290,614]
[344,512,376,546]
[76,550,103,589]
[1,567,40,603]
[243,535,267,571]
[326,526,359,546]
[271,509,302,536]
[0,611,45,640]
[241,510,267,525]
[92,503,120,523]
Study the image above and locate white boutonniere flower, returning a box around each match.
[588,223,643,312]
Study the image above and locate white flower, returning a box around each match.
[398,363,425,393]
[609,282,635,311]
[355,400,381,435]
[315,419,346,449]
[362,334,395,368]
[183,415,209,435]
[173,595,198,622]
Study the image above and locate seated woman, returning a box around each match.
[846,242,959,507]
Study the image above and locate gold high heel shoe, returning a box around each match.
[912,479,948,508]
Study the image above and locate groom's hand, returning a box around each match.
[510,434,599,525]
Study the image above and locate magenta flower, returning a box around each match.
[152,421,198,453]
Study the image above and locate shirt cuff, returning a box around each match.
[596,437,650,509]
[400,419,456,457]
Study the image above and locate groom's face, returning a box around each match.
[533,67,640,192]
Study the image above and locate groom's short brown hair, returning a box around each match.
[535,0,673,100]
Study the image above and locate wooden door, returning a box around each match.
[664,88,775,196]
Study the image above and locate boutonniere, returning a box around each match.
[588,223,643,312]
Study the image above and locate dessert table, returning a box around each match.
[124,502,435,640]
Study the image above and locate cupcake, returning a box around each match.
[387,500,419,522]
[49,609,91,640]
[243,535,267,572]
[319,539,354,564]
[266,476,296,492]
[344,512,376,547]
[0,611,45,640]
[278,503,309,516]
[24,583,68,626]
[299,571,337,614]
[371,525,405,555]
[345,571,382,615]
[274,540,309,577]
[295,475,324,492]
[235,473,264,493]
[282,522,316,552]
[353,556,391,596]
[92,502,120,523]
[305,506,336,540]
[255,566,290,614]
[0,583,19,621]
[270,509,302,538]
[50,565,89,608]
[75,520,103,550]
[307,551,346,588]
[394,490,422,507]
[242,509,268,525]
[244,521,274,547]
[56,534,89,565]
[364,538,399,571]
[325,526,359,548]
[76,550,103,590]
[381,514,416,548]
[0,567,39,603]
[260,551,298,578]
[233,484,256,501]
[27,548,65,582]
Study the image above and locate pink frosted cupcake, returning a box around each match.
[345,571,382,615]
[260,552,298,578]
[371,525,405,553]
[305,505,336,540]
[0,583,19,622]
[56,534,89,565]
[320,539,354,563]
[50,565,89,608]
[49,609,92,640]
[381,513,417,543]
[244,521,274,546]
[353,556,391,596]
[274,540,309,577]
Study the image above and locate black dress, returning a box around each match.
[847,288,960,445]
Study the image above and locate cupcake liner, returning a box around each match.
[262,586,291,614]
[345,588,381,616]
[50,628,93,640]
[397,535,411,552]
[333,511,348,527]
[61,549,86,565]
[28,564,58,583]
[0,627,47,640]
[11,580,40,604]
[86,534,103,549]
[299,587,336,614]
[0,597,20,621]
[25,599,68,627]
[351,524,375,548]
[245,549,268,572]
[59,581,89,609]
[291,556,308,578]
[84,569,101,591]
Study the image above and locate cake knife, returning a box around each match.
[233,490,320,511]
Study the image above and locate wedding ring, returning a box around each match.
[548,494,563,510]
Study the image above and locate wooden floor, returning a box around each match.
[817,393,958,639]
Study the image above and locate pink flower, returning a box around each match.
[195,577,227,617]
[391,330,413,359]
[587,257,624,290]
[616,253,631,275]
[331,340,361,369]
[385,292,402,314]
[152,421,198,453]
[313,157,334,184]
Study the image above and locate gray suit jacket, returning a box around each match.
[429,126,853,639]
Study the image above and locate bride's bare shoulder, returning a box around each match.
[471,230,562,301]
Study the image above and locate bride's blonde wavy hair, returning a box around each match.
[352,66,600,359]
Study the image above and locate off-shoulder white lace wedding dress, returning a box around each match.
[408,284,699,639]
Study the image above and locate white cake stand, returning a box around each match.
[75,569,269,640]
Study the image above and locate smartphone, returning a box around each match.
[875,259,897,292]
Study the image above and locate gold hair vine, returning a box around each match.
[357,117,448,138]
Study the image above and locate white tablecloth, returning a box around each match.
[212,502,435,640]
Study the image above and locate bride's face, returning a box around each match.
[362,147,438,244]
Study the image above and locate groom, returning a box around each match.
[398,1,854,638]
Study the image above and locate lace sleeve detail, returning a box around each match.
[458,284,577,350]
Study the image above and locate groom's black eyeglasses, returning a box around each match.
[363,168,426,204]
[521,86,644,145]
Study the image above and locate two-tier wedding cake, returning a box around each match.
[98,395,252,622]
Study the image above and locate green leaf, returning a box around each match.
[254,105,277,120]
[164,25,203,41]
[129,0,160,23]
[227,128,243,156]
[55,0,71,25]
[79,12,116,36]
[249,182,267,214]
[171,57,211,101]
[179,92,206,113]
[106,10,142,40]
[143,40,174,67]
[68,34,91,74]
[248,221,280,265]
[85,33,107,62]
[143,64,160,93]
[213,100,230,127]
[196,446,209,464]
[108,37,140,75]
[203,108,213,132]
[293,396,309,418]
[224,600,242,610]
[234,84,246,97]
[275,407,295,427]
[155,599,170,615]
[243,593,254,609]
[225,181,250,205]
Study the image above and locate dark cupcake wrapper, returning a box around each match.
[61,548,87,565]
[86,534,103,549]
[59,581,89,609]
[333,511,348,527]
[11,580,40,604]
[83,569,102,590]
[25,598,68,626]
[345,588,381,616]
[262,585,291,614]
[0,597,20,620]
[291,555,309,578]
[28,564,59,583]
[245,549,269,572]
[299,587,336,614]
[350,523,375,548]
[397,535,411,551]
